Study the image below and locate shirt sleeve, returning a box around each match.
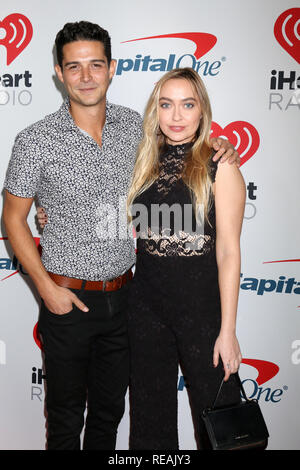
[3,130,42,198]
[136,113,144,141]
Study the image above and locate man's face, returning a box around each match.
[55,40,116,108]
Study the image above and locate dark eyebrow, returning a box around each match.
[64,59,106,67]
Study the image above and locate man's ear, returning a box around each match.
[109,59,117,80]
[55,64,64,84]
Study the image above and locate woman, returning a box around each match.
[126,67,245,450]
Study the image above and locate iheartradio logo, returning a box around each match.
[0,13,33,65]
[33,322,42,350]
[210,121,260,167]
[274,8,300,64]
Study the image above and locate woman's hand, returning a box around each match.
[213,331,242,381]
[37,206,48,229]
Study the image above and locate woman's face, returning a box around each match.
[158,78,202,146]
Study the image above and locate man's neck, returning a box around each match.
[69,98,107,147]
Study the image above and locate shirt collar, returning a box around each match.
[57,97,120,131]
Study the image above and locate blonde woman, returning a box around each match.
[126,68,246,449]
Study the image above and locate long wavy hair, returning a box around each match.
[127,67,213,222]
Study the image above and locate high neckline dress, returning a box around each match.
[127,142,241,450]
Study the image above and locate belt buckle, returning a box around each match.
[102,280,106,291]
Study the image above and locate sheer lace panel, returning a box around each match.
[135,143,216,259]
[139,227,213,257]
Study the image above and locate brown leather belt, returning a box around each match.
[47,269,133,292]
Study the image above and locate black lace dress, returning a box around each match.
[127,142,240,450]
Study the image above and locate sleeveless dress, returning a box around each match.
[127,142,241,450]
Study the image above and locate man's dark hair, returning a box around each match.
[55,21,112,68]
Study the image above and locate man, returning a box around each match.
[3,21,239,450]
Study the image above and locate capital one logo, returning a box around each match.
[274,8,300,64]
[211,121,260,166]
[178,357,285,403]
[0,13,33,65]
[117,32,222,77]
[122,32,217,59]
[241,358,286,403]
[241,358,279,385]
[0,236,40,281]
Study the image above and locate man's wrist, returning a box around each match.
[35,274,58,299]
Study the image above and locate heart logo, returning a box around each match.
[210,121,260,166]
[0,13,33,65]
[274,8,300,64]
[33,322,43,350]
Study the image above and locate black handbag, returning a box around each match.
[202,373,269,450]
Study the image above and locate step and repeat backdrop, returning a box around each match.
[0,0,299,450]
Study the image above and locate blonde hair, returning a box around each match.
[127,68,213,222]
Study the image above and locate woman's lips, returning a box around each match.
[169,126,185,132]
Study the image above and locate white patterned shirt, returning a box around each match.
[4,98,143,280]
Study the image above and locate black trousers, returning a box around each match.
[127,285,241,450]
[38,283,130,450]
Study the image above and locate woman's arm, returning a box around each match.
[213,161,246,381]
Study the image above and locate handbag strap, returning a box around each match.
[211,373,250,410]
